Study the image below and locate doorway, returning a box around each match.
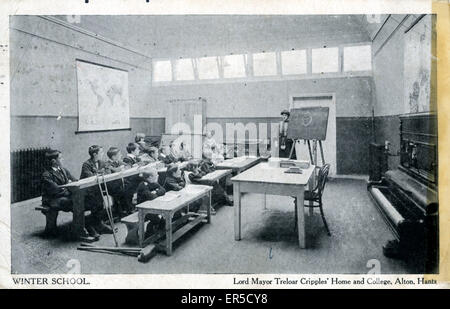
[290,94,337,175]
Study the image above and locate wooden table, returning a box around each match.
[231,162,315,248]
[61,162,165,240]
[216,156,261,174]
[136,184,213,255]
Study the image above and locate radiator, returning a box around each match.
[11,147,50,203]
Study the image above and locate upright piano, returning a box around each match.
[368,112,438,273]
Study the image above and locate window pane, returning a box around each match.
[312,47,339,73]
[344,45,372,71]
[175,58,195,81]
[253,52,277,76]
[281,50,307,75]
[197,56,219,79]
[223,54,246,78]
[152,60,172,82]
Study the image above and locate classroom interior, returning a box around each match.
[10,15,438,274]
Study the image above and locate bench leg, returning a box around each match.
[165,213,173,256]
[138,210,145,248]
[71,188,86,240]
[44,210,58,234]
[125,223,139,245]
[207,191,211,224]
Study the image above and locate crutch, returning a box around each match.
[97,174,119,247]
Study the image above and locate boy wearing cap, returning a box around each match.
[41,149,79,236]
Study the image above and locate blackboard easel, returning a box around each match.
[287,107,329,167]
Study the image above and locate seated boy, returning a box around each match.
[147,147,159,163]
[177,141,193,162]
[136,168,166,236]
[80,145,112,237]
[184,161,232,212]
[158,145,176,165]
[163,164,190,216]
[123,142,144,167]
[122,142,145,211]
[104,147,129,216]
[41,149,79,237]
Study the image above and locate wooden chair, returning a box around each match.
[295,164,331,236]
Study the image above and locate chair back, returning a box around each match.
[316,164,331,196]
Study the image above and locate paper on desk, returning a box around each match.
[183,185,206,194]
[158,191,181,202]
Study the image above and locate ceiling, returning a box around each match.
[54,15,377,58]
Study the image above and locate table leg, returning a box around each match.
[309,174,314,216]
[138,209,145,248]
[71,188,85,239]
[263,194,267,210]
[234,182,241,241]
[165,213,173,256]
[206,191,211,224]
[296,188,306,248]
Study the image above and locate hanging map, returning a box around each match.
[76,60,130,132]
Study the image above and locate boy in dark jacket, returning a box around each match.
[158,145,176,165]
[136,167,166,237]
[41,149,79,236]
[80,145,112,237]
[104,147,129,216]
[163,164,187,218]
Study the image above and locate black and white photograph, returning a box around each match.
[1,0,447,288]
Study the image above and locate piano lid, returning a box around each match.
[385,169,438,208]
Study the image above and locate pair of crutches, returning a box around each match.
[96,173,120,247]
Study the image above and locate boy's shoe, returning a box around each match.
[96,221,113,234]
[86,225,100,240]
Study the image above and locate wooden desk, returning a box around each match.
[231,162,315,248]
[136,184,213,255]
[195,169,232,184]
[61,162,164,239]
[216,156,261,174]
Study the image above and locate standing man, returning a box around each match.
[279,109,296,159]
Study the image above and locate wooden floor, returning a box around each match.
[11,178,414,274]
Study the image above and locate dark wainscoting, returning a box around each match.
[336,117,373,175]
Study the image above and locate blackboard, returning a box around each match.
[287,107,329,141]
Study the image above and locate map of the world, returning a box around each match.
[76,60,130,131]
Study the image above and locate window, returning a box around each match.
[174,58,195,81]
[281,50,307,75]
[253,52,277,76]
[152,60,172,82]
[196,56,219,80]
[223,54,246,78]
[312,47,339,74]
[344,45,372,72]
